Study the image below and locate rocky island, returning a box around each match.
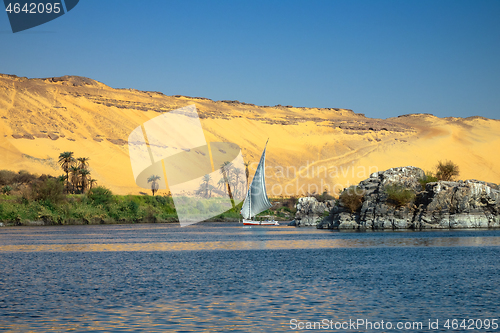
[292,166,500,230]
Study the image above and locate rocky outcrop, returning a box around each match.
[358,166,424,230]
[414,180,500,229]
[315,166,500,230]
[291,196,335,226]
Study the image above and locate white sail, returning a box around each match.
[240,141,272,219]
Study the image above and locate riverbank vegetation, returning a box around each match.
[0,150,301,225]
[0,172,300,225]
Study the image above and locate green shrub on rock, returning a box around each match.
[419,172,439,189]
[339,186,365,213]
[385,184,416,207]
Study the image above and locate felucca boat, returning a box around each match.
[240,140,279,226]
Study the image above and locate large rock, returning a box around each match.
[292,196,335,226]
[415,180,500,229]
[315,166,500,230]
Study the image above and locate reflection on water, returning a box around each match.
[1,224,499,332]
[1,236,500,252]
[1,223,500,252]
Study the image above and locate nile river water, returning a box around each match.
[1,223,499,332]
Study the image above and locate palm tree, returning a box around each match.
[69,166,80,193]
[89,179,97,189]
[217,177,227,195]
[196,174,213,198]
[58,151,74,193]
[79,169,91,193]
[147,175,161,196]
[77,157,90,170]
[244,161,250,187]
[220,161,235,209]
[232,168,243,198]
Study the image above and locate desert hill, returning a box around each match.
[0,73,499,196]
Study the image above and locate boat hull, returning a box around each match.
[243,219,279,226]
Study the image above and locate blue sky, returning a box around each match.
[1,0,499,119]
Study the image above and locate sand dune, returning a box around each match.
[0,74,498,195]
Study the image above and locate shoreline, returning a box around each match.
[2,220,500,232]
[0,217,291,227]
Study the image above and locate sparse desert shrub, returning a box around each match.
[339,186,365,213]
[436,160,460,181]
[385,184,416,207]
[15,170,38,185]
[314,189,335,202]
[284,196,297,210]
[32,178,65,204]
[87,186,113,206]
[0,170,17,186]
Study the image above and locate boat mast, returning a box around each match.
[249,190,252,220]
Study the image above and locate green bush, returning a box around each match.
[195,200,207,213]
[87,186,113,206]
[419,172,439,189]
[208,202,222,213]
[127,200,139,215]
[339,186,365,213]
[0,202,18,221]
[2,185,12,195]
[37,205,64,224]
[70,203,108,223]
[107,200,141,221]
[0,201,42,222]
[140,205,161,222]
[385,184,416,207]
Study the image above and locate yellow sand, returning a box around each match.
[1,74,499,196]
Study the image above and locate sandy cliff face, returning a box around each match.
[0,74,499,195]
